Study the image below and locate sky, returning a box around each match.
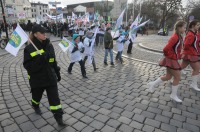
[31,0,188,8]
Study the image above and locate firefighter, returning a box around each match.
[23,24,66,126]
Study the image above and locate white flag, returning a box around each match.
[58,37,71,52]
[5,24,28,56]
[114,8,126,31]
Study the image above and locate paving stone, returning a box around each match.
[161,123,177,132]
[80,116,94,124]
[112,107,124,114]
[101,103,113,109]
[73,121,87,131]
[183,122,200,132]
[107,119,121,129]
[0,113,11,122]
[66,117,78,126]
[94,114,110,123]
[78,106,90,113]
[19,121,35,132]
[60,126,76,132]
[101,125,116,132]
[144,118,161,128]
[119,124,134,132]
[1,118,14,127]
[173,114,186,122]
[121,111,134,118]
[141,111,155,119]
[118,116,132,124]
[89,120,105,130]
[81,126,95,132]
[98,108,111,115]
[3,123,20,132]
[39,124,55,132]
[15,115,29,124]
[33,118,47,128]
[133,114,145,123]
[177,128,190,132]
[72,111,84,119]
[170,119,182,128]
[147,107,162,114]
[86,110,98,118]
[134,103,148,110]
[155,114,170,123]
[142,125,154,132]
[130,121,143,130]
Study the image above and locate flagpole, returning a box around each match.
[126,0,128,26]
[0,0,9,40]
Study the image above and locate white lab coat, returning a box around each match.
[116,36,125,52]
[68,42,84,63]
[83,37,95,57]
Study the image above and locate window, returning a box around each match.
[12,0,15,3]
[32,14,34,17]
[40,12,41,15]
[32,9,33,12]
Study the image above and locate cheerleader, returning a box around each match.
[181,20,200,91]
[147,21,187,102]
[68,34,87,78]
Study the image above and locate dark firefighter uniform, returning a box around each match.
[23,25,66,126]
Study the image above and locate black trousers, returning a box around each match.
[68,60,86,76]
[31,86,61,113]
[127,39,133,53]
[83,56,96,70]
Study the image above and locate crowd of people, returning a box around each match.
[10,17,200,126]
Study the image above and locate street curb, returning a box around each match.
[0,39,61,57]
[138,43,163,53]
[113,50,158,65]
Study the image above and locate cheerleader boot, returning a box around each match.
[147,78,163,93]
[170,85,182,103]
[190,75,200,91]
[181,69,187,75]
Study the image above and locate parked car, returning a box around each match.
[158,28,168,36]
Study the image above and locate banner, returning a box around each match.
[5,24,28,56]
[17,13,26,19]
[44,13,63,20]
[58,37,70,52]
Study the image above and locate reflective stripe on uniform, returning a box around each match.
[30,49,45,57]
[28,75,30,79]
[49,58,55,63]
[32,99,40,105]
[50,104,62,110]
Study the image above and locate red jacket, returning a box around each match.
[163,33,182,60]
[182,30,199,56]
[196,33,200,52]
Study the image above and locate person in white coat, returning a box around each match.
[68,34,87,78]
[115,32,128,63]
[83,31,98,71]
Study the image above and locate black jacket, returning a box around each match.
[23,37,60,89]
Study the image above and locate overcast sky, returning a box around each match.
[30,0,187,7]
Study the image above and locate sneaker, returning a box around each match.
[111,62,114,66]
[104,62,108,65]
[94,68,98,71]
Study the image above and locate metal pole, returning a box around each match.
[0,0,9,39]
[126,0,128,26]
[132,0,135,21]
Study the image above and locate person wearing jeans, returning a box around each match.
[104,27,114,66]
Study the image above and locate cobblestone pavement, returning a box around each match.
[0,36,200,132]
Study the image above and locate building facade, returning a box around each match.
[0,0,32,22]
[31,2,50,22]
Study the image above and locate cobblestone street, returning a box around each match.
[0,35,200,132]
